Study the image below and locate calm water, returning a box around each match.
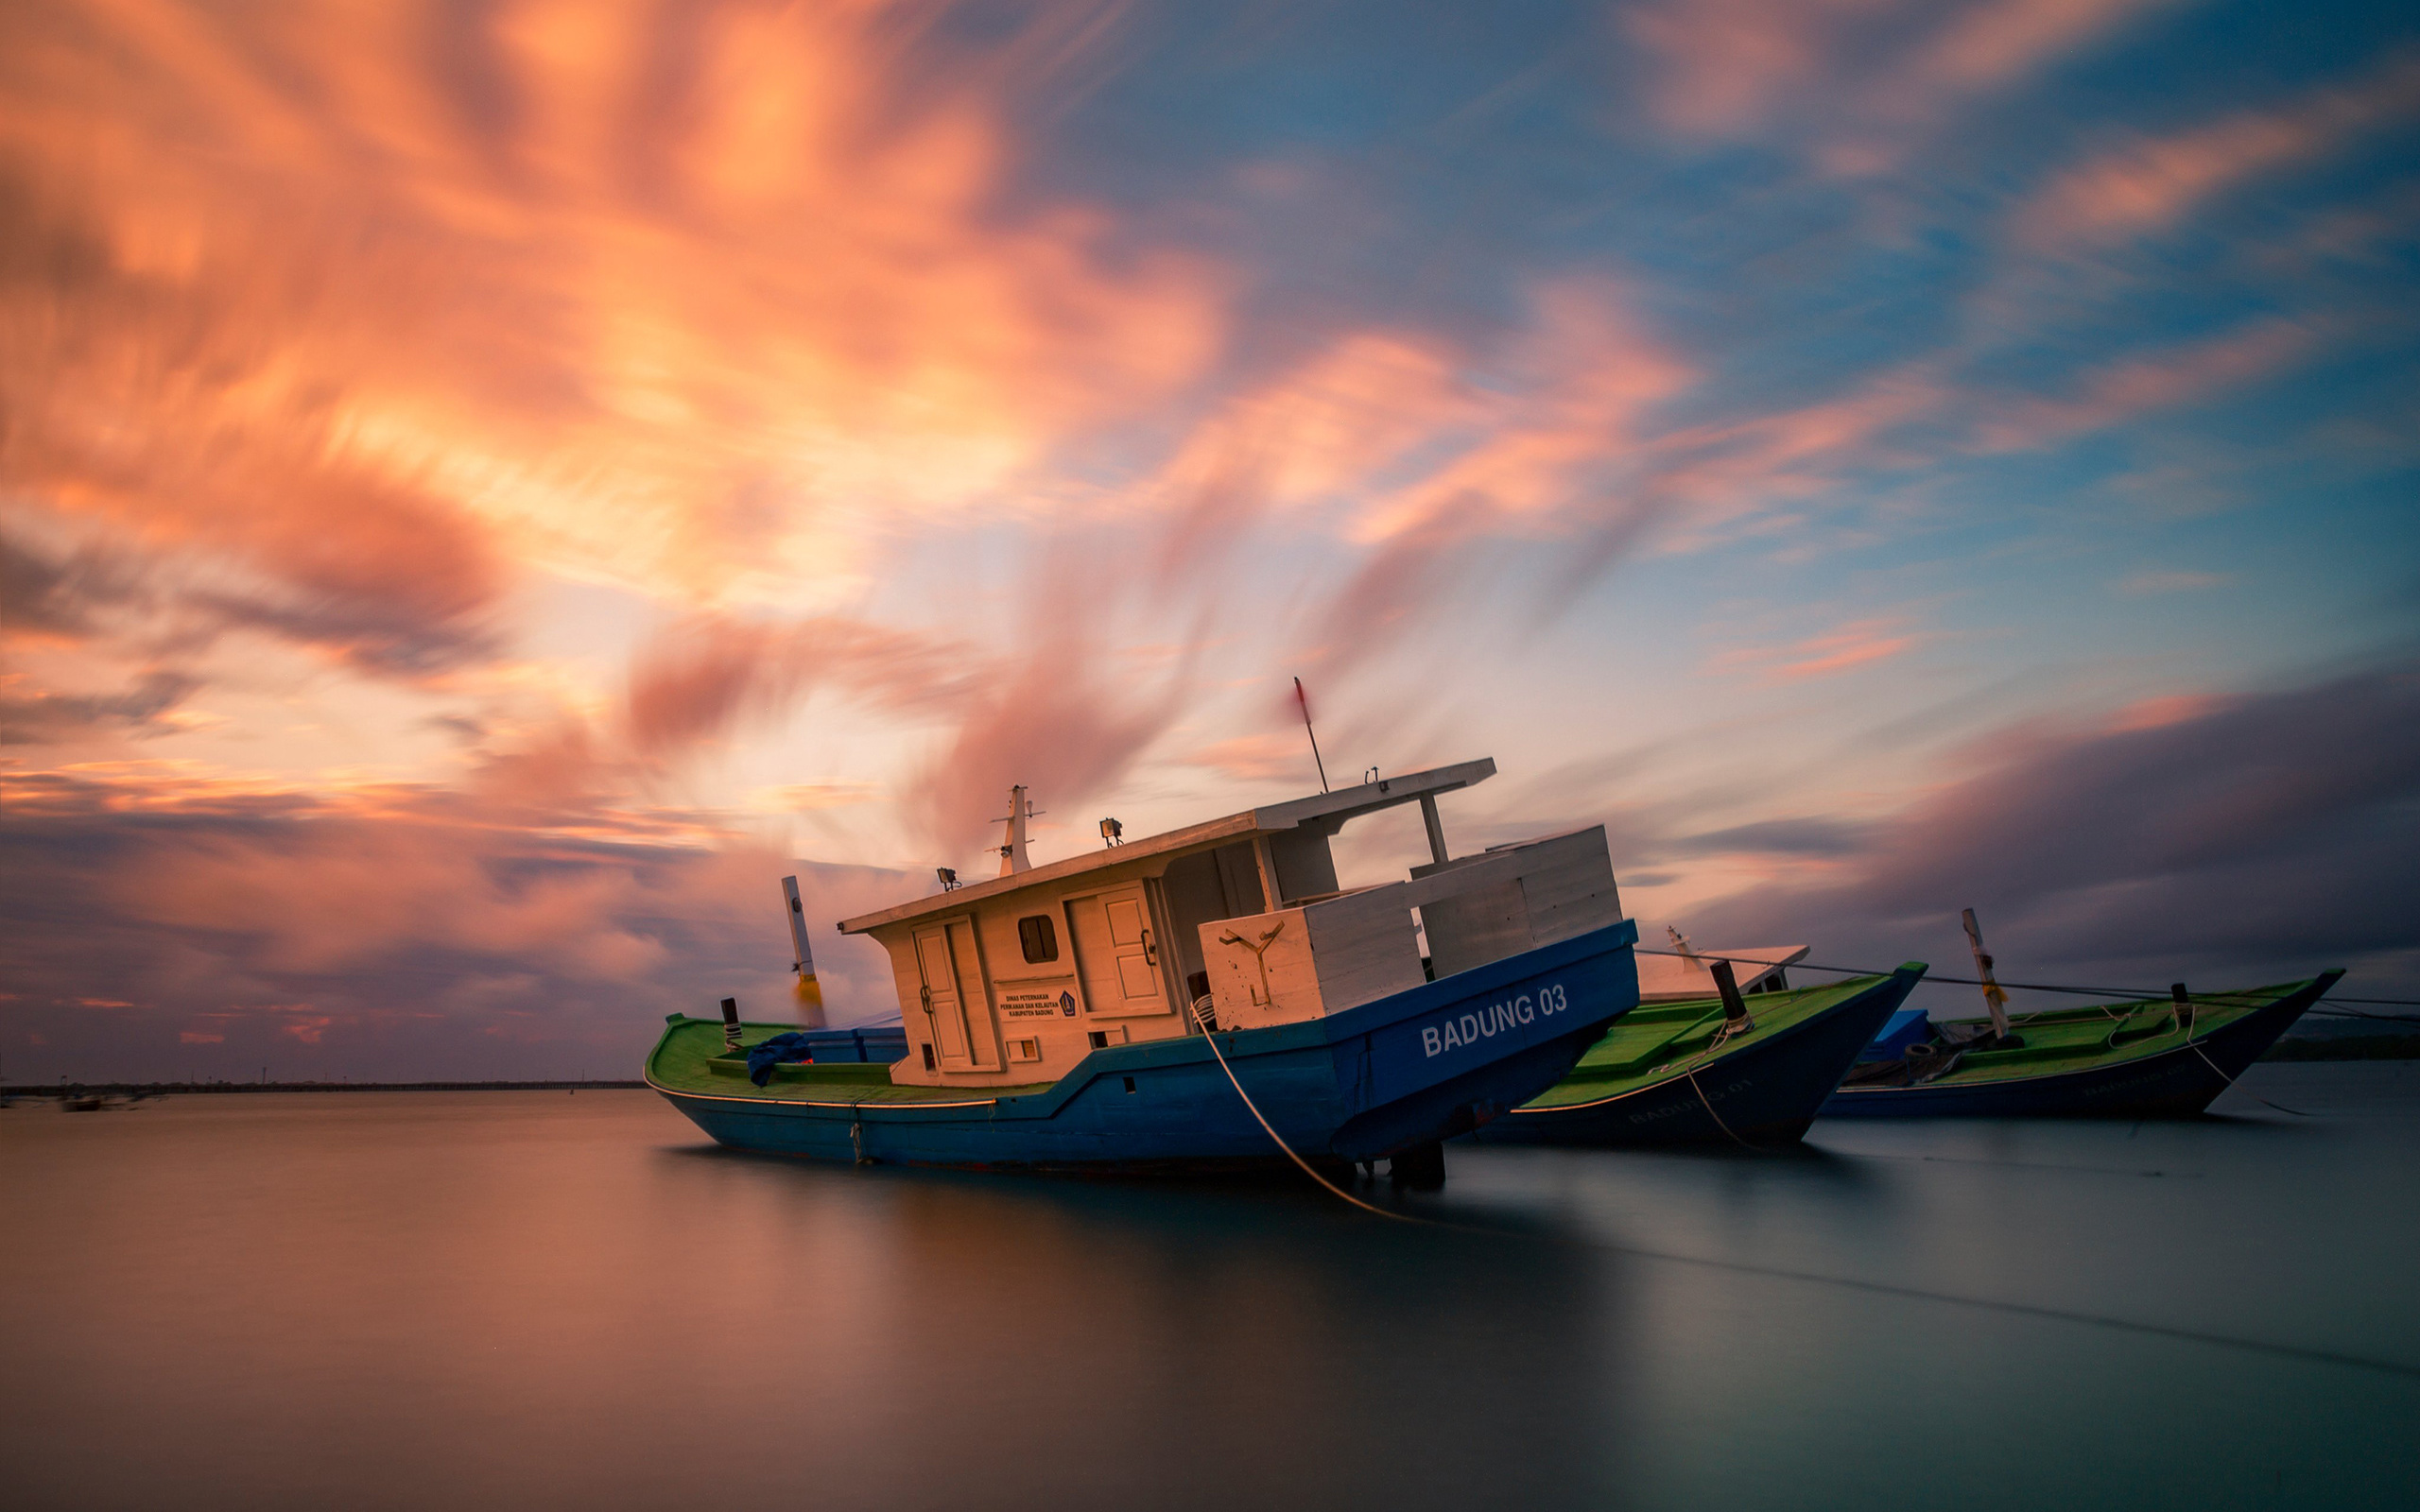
[4,1066,2414,1511]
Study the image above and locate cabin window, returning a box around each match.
[920,1043,936,1072]
[1017,914,1060,964]
[1008,1038,1042,1063]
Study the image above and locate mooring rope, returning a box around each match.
[2181,1034,2311,1118]
[1685,1068,1766,1152]
[1187,999,1427,1224]
[1632,947,2415,1012]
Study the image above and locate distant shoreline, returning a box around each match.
[8,1038,2414,1100]
[2,1080,648,1096]
[2263,1035,2420,1062]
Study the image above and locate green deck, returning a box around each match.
[1522,972,1897,1108]
[645,1019,1056,1104]
[1872,982,2309,1088]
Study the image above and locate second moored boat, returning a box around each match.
[1473,941,1927,1148]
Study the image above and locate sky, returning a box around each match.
[2,0,2415,1083]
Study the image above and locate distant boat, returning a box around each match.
[1472,960,1927,1148]
[646,760,1643,1174]
[1822,972,2343,1119]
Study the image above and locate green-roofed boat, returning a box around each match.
[1822,972,2344,1119]
[645,760,1645,1173]
[1472,961,1928,1148]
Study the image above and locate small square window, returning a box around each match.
[1017,914,1060,964]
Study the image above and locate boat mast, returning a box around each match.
[995,785,1034,877]
[782,874,828,1028]
[1961,907,2013,1042]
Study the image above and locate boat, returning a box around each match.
[646,759,1643,1174]
[1821,972,2344,1118]
[1471,951,1927,1148]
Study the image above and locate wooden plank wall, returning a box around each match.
[1415,826,1620,978]
[1302,885,1427,1012]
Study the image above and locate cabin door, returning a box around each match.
[1065,884,1170,1018]
[911,918,1002,1072]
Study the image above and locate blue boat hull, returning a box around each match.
[1470,966,1923,1148]
[1818,973,2338,1119]
[654,920,1640,1171]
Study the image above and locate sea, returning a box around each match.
[4,1063,2414,1511]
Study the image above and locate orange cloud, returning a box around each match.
[0,0,1229,643]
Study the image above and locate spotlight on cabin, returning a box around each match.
[1098,817,1123,846]
[935,867,959,891]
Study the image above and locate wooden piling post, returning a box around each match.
[1961,908,2013,1042]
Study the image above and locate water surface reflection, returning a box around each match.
[3,1065,2413,1510]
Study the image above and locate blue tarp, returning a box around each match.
[746,1032,819,1085]
[742,1026,908,1083]
[1860,1006,1932,1061]
[795,1026,908,1064]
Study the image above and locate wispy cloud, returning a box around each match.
[1622,0,2180,164]
[1709,617,1921,684]
[2018,50,2420,249]
[1971,319,2317,450]
[2117,569,2231,594]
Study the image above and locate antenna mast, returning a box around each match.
[994,785,1035,877]
[1293,677,1329,794]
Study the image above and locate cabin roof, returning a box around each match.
[835,757,1496,935]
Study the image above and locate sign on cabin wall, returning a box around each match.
[999,981,1080,1021]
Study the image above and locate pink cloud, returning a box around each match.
[1622,0,1880,136]
[1624,0,2175,160]
[1971,319,2313,450]
[1627,362,1948,535]
[1710,617,1920,684]
[2019,51,2420,249]
[178,1030,224,1044]
[1183,732,1324,784]
[1914,0,2178,94]
[2106,693,2225,731]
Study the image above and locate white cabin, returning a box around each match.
[837,759,1627,1088]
